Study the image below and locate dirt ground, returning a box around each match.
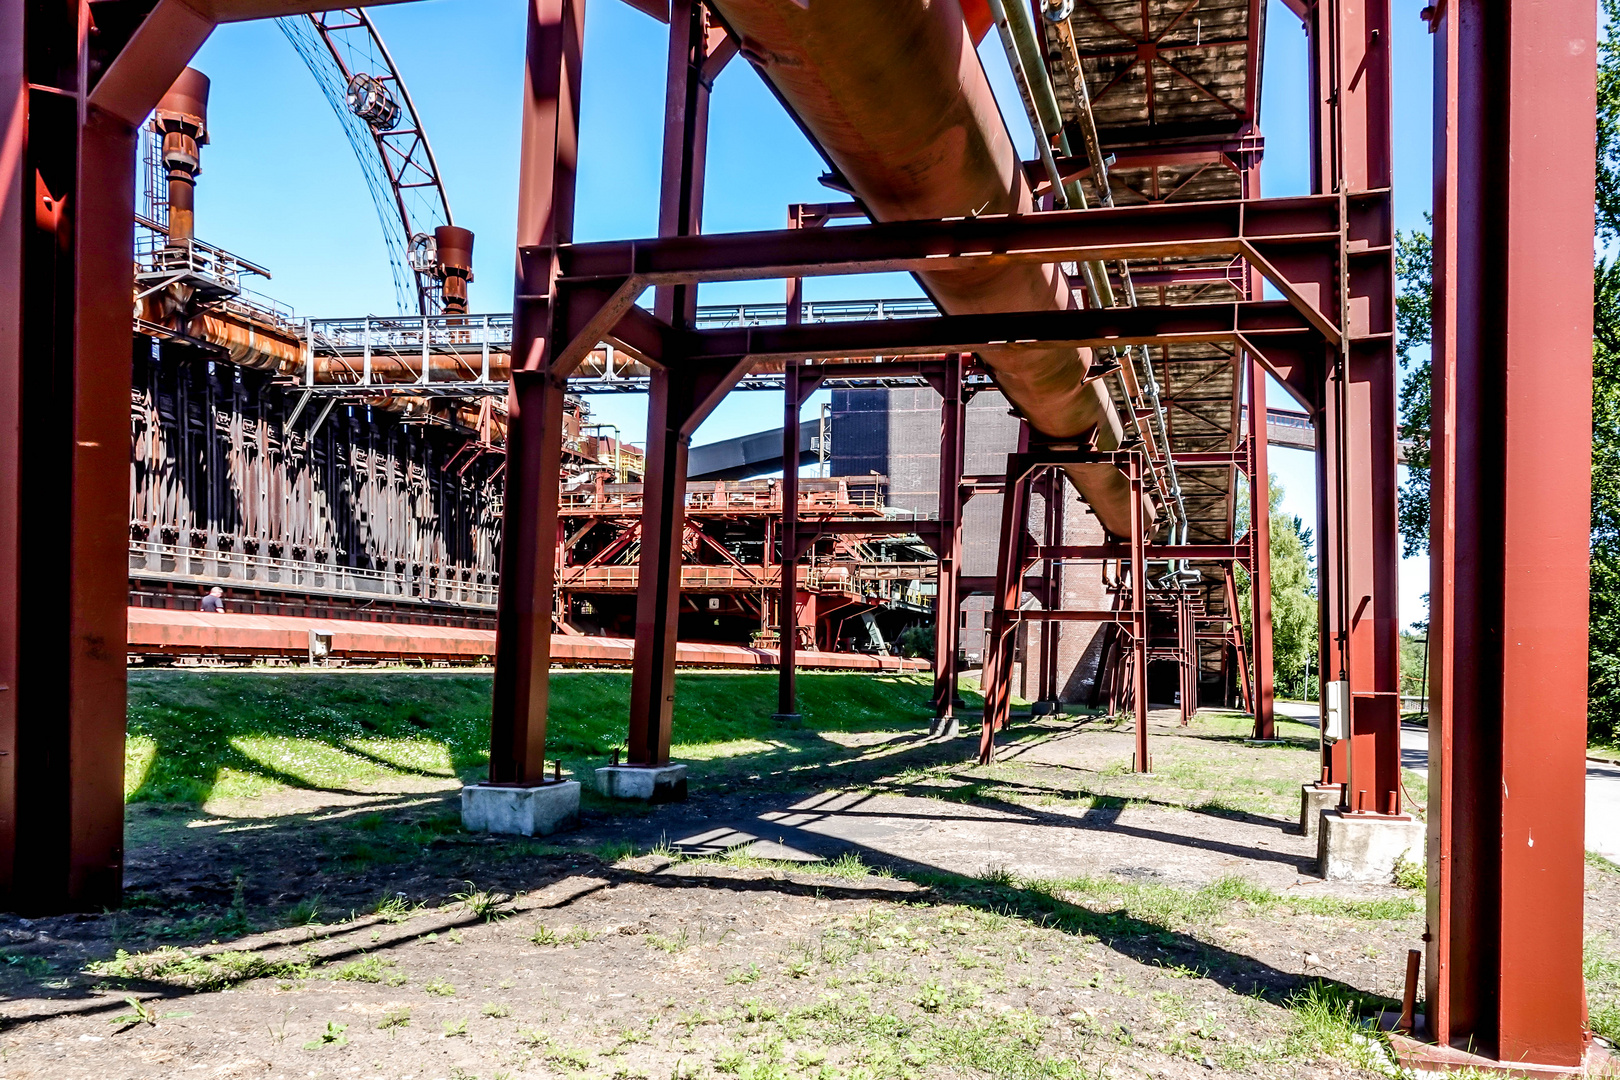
[1,706,1613,1080]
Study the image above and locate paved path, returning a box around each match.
[1274,700,1620,860]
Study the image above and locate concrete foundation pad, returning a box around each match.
[770,713,802,724]
[461,781,580,837]
[596,764,688,803]
[1317,810,1424,882]
[1299,783,1342,838]
[928,715,960,739]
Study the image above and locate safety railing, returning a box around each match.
[128,541,498,609]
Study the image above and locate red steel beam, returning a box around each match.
[557,195,1343,289]
[671,301,1324,364]
[1033,544,1245,561]
[1422,0,1594,1064]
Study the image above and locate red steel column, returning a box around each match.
[776,361,803,720]
[1310,0,1401,812]
[489,0,585,785]
[1424,0,1593,1063]
[0,0,201,911]
[931,354,965,721]
[1247,358,1276,739]
[978,458,1029,763]
[1224,566,1253,715]
[1129,453,1149,772]
[627,0,713,765]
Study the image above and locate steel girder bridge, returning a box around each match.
[0,0,1598,1070]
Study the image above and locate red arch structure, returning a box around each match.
[0,0,1596,1069]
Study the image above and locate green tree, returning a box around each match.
[1591,0,1620,741]
[1237,476,1320,700]
[1395,223,1433,558]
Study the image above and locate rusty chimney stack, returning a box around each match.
[153,68,210,245]
[433,225,475,315]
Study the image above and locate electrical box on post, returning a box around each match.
[1324,680,1350,740]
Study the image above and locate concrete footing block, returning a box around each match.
[1317,810,1424,882]
[1299,783,1342,838]
[770,713,802,724]
[1031,701,1059,716]
[928,715,960,739]
[595,764,688,803]
[461,781,580,837]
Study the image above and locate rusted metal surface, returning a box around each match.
[127,607,926,671]
[153,68,209,242]
[1422,0,1593,1064]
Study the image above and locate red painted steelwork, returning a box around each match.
[1248,357,1275,739]
[488,0,585,786]
[127,608,924,672]
[704,0,1145,538]
[1129,453,1149,773]
[1422,0,1594,1063]
[932,354,967,721]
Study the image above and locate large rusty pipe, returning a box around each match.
[153,68,209,244]
[709,0,1148,536]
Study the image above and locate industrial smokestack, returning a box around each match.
[433,225,475,315]
[153,68,210,244]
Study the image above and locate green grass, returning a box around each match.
[1017,873,1420,930]
[125,670,969,806]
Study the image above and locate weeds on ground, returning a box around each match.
[329,954,406,985]
[531,923,596,947]
[452,881,511,922]
[302,1021,348,1050]
[88,946,311,991]
[1392,853,1426,891]
[108,996,158,1028]
[371,894,426,923]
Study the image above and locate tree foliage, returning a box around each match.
[1589,0,1620,740]
[1395,224,1433,558]
[1237,476,1320,700]
[1395,0,1620,740]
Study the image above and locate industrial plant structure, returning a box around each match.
[0,0,1599,1071]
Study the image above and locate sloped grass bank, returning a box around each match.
[125,669,965,806]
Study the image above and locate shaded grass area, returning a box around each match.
[126,670,973,806]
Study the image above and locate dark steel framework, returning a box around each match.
[0,0,1596,1068]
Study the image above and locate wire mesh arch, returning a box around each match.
[278,8,455,315]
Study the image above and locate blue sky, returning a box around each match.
[189,0,1435,628]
